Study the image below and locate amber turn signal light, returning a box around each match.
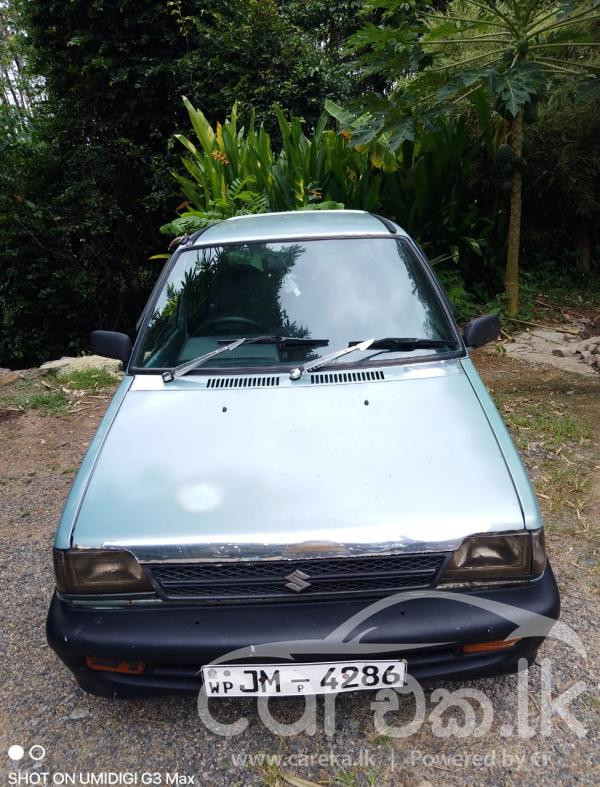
[462,638,520,654]
[85,656,146,675]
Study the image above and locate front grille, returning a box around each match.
[147,553,448,603]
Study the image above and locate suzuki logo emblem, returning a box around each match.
[284,570,311,592]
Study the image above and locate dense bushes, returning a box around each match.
[0,0,191,366]
[324,0,600,313]
[0,115,160,363]
[524,94,600,276]
[162,90,598,320]
[161,97,509,318]
[0,0,598,367]
[0,0,362,368]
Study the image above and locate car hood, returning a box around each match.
[72,361,524,560]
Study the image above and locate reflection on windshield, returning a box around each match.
[136,238,455,370]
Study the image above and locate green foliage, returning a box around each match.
[2,0,599,368]
[500,400,591,449]
[524,91,600,268]
[0,0,193,367]
[8,391,68,413]
[376,112,507,279]
[57,367,119,391]
[0,0,37,120]
[436,269,480,322]
[176,0,363,135]
[0,0,365,368]
[160,99,372,234]
[328,0,599,150]
[164,98,508,319]
[327,0,600,314]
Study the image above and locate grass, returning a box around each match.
[258,763,321,787]
[258,761,284,786]
[0,365,118,414]
[330,769,358,787]
[8,391,68,413]
[57,367,118,391]
[538,461,591,525]
[330,768,380,787]
[494,393,594,524]
[257,762,380,787]
[496,396,591,451]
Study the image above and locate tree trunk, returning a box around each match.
[505,110,524,315]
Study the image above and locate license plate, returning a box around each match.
[201,660,406,697]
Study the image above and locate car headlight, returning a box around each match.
[441,529,546,583]
[53,548,153,595]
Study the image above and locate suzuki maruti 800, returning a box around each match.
[47,211,559,697]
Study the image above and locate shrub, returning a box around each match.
[162,99,508,320]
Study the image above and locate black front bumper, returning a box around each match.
[47,566,560,698]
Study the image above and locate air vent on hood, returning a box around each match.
[206,375,280,389]
[310,370,385,385]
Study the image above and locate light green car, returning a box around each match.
[47,210,559,698]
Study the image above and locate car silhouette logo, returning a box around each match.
[285,570,311,592]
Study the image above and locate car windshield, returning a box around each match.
[134,237,457,371]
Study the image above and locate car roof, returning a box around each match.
[193,210,408,245]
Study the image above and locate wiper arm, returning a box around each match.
[289,338,375,380]
[162,338,247,382]
[349,337,458,351]
[217,336,329,348]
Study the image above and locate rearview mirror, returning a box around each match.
[463,314,501,349]
[90,330,132,365]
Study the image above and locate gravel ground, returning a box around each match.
[1,353,599,787]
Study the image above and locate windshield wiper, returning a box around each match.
[349,337,458,352]
[162,338,247,382]
[218,336,329,348]
[162,336,330,383]
[289,338,375,380]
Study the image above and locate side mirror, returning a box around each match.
[90,330,132,365]
[463,314,501,349]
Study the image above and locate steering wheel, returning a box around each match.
[205,316,266,332]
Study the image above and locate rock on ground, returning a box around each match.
[39,355,122,374]
[0,371,20,387]
[503,328,599,376]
